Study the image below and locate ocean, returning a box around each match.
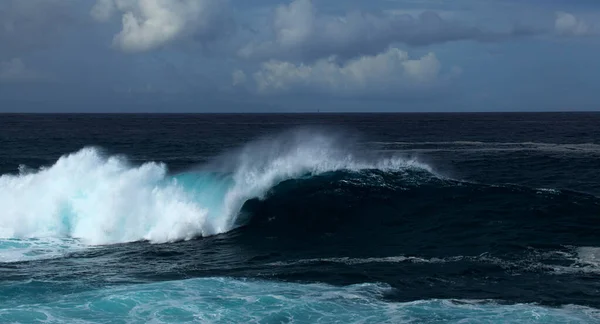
[1,113,600,323]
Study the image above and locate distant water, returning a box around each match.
[1,113,600,323]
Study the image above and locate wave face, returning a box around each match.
[0,130,431,245]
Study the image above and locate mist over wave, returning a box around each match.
[0,129,432,245]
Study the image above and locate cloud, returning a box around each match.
[555,12,593,36]
[0,58,41,82]
[91,0,116,22]
[239,0,534,62]
[250,47,452,95]
[91,0,232,52]
[232,70,247,86]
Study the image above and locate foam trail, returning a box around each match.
[0,130,432,248]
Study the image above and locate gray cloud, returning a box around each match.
[238,0,535,62]
[92,0,233,53]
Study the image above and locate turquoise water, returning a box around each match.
[1,278,598,323]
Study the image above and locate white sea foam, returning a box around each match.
[575,246,600,267]
[0,130,433,251]
[0,147,210,246]
[545,246,600,275]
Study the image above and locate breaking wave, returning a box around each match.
[0,130,432,245]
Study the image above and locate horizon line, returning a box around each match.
[0,111,599,115]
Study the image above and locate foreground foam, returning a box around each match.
[0,130,432,246]
[0,278,597,323]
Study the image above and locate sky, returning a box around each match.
[0,0,599,112]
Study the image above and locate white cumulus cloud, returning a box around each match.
[91,0,231,52]
[555,12,593,36]
[251,47,448,95]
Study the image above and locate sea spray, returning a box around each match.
[0,130,432,246]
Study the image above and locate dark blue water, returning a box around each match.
[1,113,600,323]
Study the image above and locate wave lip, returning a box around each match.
[209,130,434,232]
[0,130,433,247]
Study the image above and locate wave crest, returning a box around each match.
[0,130,433,245]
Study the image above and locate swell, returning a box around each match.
[238,172,600,262]
[0,130,433,246]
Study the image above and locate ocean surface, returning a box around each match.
[1,113,600,323]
